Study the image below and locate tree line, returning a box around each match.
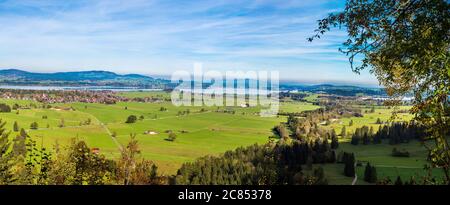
[350,121,426,145]
[173,138,339,185]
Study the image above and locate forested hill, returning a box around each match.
[0,69,154,81]
[0,69,169,88]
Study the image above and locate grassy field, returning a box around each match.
[1,92,438,182]
[339,141,442,184]
[278,101,320,113]
[326,106,414,136]
[305,141,443,185]
[1,93,321,174]
[304,105,442,184]
[116,90,171,100]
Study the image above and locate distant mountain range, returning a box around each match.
[0,69,155,81]
[0,69,169,88]
[0,69,386,96]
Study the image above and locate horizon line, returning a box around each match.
[0,67,382,88]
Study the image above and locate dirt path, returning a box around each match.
[78,111,124,152]
[351,162,358,185]
[100,122,123,151]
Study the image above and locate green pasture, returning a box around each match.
[1,92,438,181]
[325,106,414,136]
[315,141,444,185]
[1,94,314,174]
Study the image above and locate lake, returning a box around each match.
[0,85,163,92]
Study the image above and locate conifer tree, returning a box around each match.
[13,121,19,132]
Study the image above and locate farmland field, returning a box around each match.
[327,106,414,136]
[317,141,444,185]
[0,91,436,181]
[0,92,321,174]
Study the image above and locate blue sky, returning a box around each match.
[0,0,379,86]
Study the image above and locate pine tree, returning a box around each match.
[364,163,372,182]
[331,134,339,149]
[12,129,27,157]
[13,121,19,132]
[376,118,382,124]
[340,126,347,138]
[343,153,355,177]
[370,166,377,183]
[0,119,14,184]
[394,176,403,185]
[351,131,360,145]
[313,167,328,185]
[363,133,370,145]
[373,126,382,144]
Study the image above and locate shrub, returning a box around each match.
[125,115,137,123]
[392,148,410,157]
[0,103,11,112]
[30,122,39,130]
[167,132,177,142]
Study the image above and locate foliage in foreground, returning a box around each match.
[0,120,163,185]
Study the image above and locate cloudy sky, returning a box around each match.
[0,0,379,86]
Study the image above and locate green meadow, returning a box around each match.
[327,106,414,136]
[1,93,320,174]
[1,92,435,181]
[312,106,442,184]
[317,141,443,185]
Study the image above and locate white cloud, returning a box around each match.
[0,0,378,85]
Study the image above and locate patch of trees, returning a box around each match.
[280,104,362,119]
[284,109,346,142]
[279,92,308,102]
[364,163,377,183]
[342,152,355,177]
[173,139,338,185]
[215,108,236,114]
[272,124,289,139]
[375,118,383,124]
[30,122,38,130]
[79,118,92,126]
[176,109,191,116]
[132,96,168,103]
[350,122,426,145]
[125,115,137,123]
[0,103,11,112]
[392,148,410,157]
[167,132,177,142]
[12,103,20,110]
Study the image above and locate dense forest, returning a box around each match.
[350,122,427,145]
[173,139,336,185]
